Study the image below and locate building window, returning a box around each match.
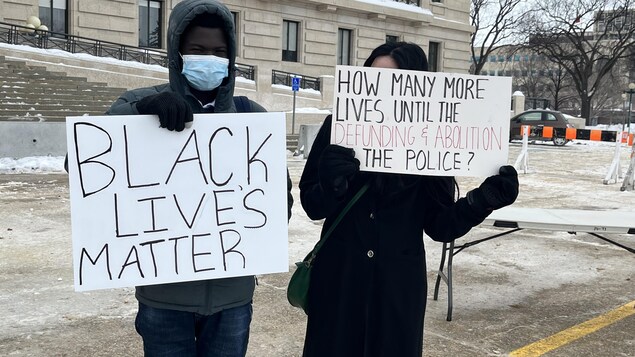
[428,41,440,72]
[39,0,67,35]
[282,20,299,62]
[338,28,353,65]
[386,34,399,44]
[139,0,162,48]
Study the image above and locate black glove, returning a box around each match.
[467,165,519,212]
[136,92,193,132]
[318,145,360,197]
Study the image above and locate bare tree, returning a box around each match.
[513,53,547,99]
[495,45,572,109]
[591,67,628,124]
[544,63,577,111]
[470,0,528,75]
[523,0,635,123]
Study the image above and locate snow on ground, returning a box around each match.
[0,156,65,174]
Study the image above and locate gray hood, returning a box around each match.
[167,0,236,112]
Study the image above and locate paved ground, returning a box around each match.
[1,141,634,356]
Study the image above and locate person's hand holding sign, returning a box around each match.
[136,92,193,132]
[318,144,360,197]
[467,165,519,212]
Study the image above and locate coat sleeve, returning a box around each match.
[420,177,491,242]
[106,85,163,115]
[106,97,138,115]
[298,115,346,220]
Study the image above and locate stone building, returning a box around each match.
[1,0,473,111]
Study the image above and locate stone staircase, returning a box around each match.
[0,56,126,122]
[286,133,299,152]
[0,55,301,152]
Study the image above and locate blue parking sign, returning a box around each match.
[292,77,300,91]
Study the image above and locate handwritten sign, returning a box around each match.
[332,66,512,176]
[65,113,288,291]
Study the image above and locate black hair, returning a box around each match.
[363,42,460,201]
[363,42,428,71]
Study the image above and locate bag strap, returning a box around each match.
[304,182,370,265]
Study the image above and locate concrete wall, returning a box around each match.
[297,123,321,159]
[567,117,586,129]
[1,0,38,25]
[0,121,67,157]
[0,112,328,158]
[0,114,329,158]
[284,112,326,135]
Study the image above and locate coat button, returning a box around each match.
[367,250,375,258]
[369,212,375,219]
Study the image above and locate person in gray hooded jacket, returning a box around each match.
[106,0,292,355]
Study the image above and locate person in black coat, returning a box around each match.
[298,42,519,357]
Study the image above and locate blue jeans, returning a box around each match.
[135,302,252,357]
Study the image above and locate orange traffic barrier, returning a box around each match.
[565,127,577,139]
[543,126,553,138]
[519,125,632,145]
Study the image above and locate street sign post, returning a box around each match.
[292,77,301,91]
[291,77,300,134]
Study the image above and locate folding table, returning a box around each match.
[432,207,635,321]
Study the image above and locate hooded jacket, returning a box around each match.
[108,0,243,115]
[106,0,262,315]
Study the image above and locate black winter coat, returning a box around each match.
[299,115,490,357]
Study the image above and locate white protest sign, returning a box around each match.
[66,113,288,291]
[332,66,512,176]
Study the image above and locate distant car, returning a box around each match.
[509,109,575,146]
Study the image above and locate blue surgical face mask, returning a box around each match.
[180,54,229,91]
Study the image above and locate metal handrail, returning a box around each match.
[235,63,255,80]
[393,0,421,5]
[0,21,255,80]
[271,69,321,91]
